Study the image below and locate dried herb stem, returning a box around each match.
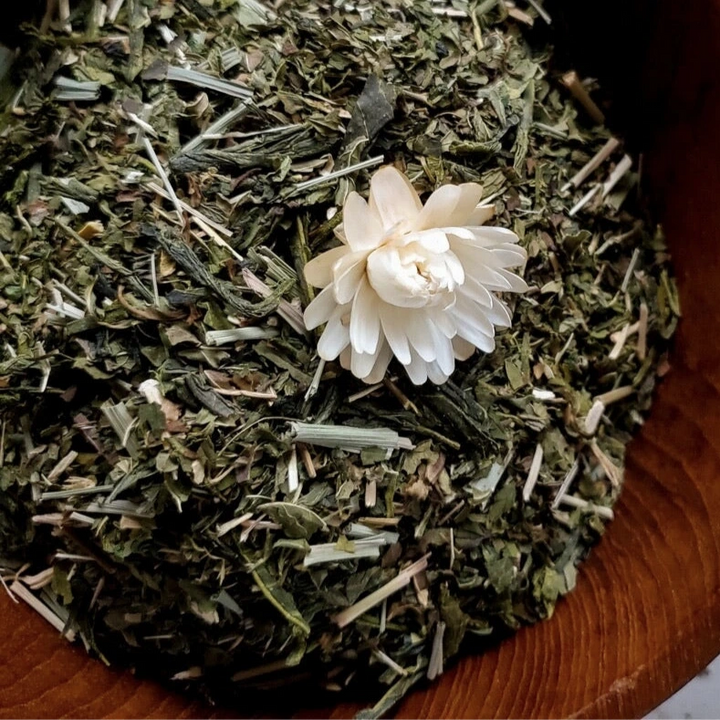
[290,422,414,451]
[9,581,76,640]
[333,555,430,628]
[562,137,620,191]
[561,71,605,124]
[250,568,311,636]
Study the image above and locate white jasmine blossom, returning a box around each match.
[303,165,528,385]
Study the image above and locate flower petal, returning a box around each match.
[454,295,495,337]
[405,309,437,362]
[443,250,465,286]
[473,268,515,291]
[453,336,476,361]
[449,185,485,225]
[339,345,352,370]
[450,244,517,291]
[467,204,496,226]
[403,348,428,385]
[468,226,522,245]
[456,319,495,353]
[453,297,496,353]
[304,245,350,289]
[363,341,393,384]
[351,345,382,380]
[334,225,348,245]
[349,276,381,355]
[317,308,350,361]
[427,361,449,385]
[458,276,493,308]
[378,303,412,365]
[495,268,528,293]
[429,325,455,376]
[369,166,423,231]
[489,249,528,268]
[484,296,513,328]
[428,308,457,338]
[456,244,504,270]
[304,286,337,330]
[392,229,449,252]
[415,183,484,230]
[445,227,478,243]
[455,242,527,268]
[332,251,368,304]
[342,191,385,252]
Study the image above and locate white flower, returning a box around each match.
[303,165,528,386]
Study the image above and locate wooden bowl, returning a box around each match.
[2,0,720,717]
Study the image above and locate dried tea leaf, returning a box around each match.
[259,502,327,540]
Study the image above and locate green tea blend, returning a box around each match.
[0,0,679,716]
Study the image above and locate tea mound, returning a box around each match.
[0,0,678,716]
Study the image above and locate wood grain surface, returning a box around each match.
[3,0,720,718]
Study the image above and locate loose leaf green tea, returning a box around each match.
[0,0,678,716]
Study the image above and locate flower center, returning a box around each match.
[365,241,464,309]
